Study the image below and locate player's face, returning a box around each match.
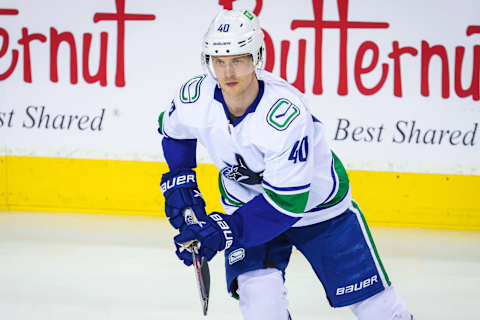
[211,54,256,96]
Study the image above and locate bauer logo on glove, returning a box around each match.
[160,169,207,230]
[209,213,233,250]
[160,173,196,193]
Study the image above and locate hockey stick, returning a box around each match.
[190,241,210,316]
[183,208,211,316]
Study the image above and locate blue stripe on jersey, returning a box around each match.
[162,137,197,172]
[322,158,337,203]
[306,187,349,212]
[214,80,265,127]
[221,196,242,208]
[262,179,310,192]
[306,152,350,212]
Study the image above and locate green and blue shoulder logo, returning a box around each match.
[266,98,300,131]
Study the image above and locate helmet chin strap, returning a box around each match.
[254,46,265,80]
[254,60,264,81]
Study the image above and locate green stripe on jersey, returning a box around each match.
[316,151,349,209]
[218,174,244,207]
[352,200,391,286]
[158,111,165,135]
[264,189,309,214]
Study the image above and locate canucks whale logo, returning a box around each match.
[221,154,263,185]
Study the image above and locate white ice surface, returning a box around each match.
[0,212,479,320]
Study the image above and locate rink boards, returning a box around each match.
[1,1,480,230]
[1,155,479,230]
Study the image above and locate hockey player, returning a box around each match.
[158,9,413,320]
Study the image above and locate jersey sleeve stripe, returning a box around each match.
[322,157,339,204]
[308,151,350,212]
[221,195,242,208]
[262,180,311,193]
[262,192,302,217]
[263,188,309,214]
[157,111,173,138]
[157,111,165,135]
[218,174,244,207]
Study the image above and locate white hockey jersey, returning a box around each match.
[158,70,352,227]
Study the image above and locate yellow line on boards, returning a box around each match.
[348,170,480,230]
[0,155,222,216]
[0,155,479,230]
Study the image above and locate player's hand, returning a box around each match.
[160,169,206,230]
[174,212,233,266]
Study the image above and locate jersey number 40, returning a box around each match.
[289,136,308,163]
[217,24,230,32]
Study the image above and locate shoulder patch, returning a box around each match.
[179,74,206,104]
[266,98,300,131]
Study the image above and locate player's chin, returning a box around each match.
[224,86,243,97]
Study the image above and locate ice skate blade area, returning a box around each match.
[0,212,478,320]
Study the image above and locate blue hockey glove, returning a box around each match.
[160,169,206,230]
[174,212,234,266]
